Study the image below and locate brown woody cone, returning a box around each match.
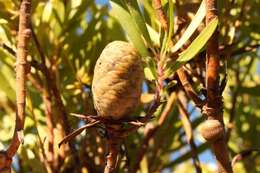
[92,41,143,120]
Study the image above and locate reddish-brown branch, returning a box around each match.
[28,99,53,173]
[177,68,204,107]
[204,0,233,173]
[6,0,32,162]
[153,0,168,31]
[0,1,32,172]
[104,128,121,173]
[206,0,221,106]
[42,89,55,170]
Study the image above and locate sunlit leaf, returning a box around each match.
[42,1,53,23]
[171,0,206,53]
[110,0,149,57]
[166,0,174,50]
[125,0,152,46]
[165,17,218,77]
[146,24,160,46]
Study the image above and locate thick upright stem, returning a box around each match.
[104,129,121,173]
[0,1,32,172]
[206,0,220,106]
[205,0,233,173]
[7,0,31,158]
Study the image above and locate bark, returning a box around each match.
[7,0,32,158]
[204,0,233,172]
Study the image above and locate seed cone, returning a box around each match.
[92,41,143,120]
[199,119,225,142]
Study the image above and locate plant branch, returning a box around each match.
[153,0,168,31]
[7,0,32,160]
[0,1,32,172]
[0,43,16,57]
[204,0,233,172]
[177,68,204,107]
[104,127,122,173]
[28,94,53,173]
[231,148,260,167]
[42,89,55,171]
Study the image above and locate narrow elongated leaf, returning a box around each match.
[110,1,149,57]
[42,1,53,22]
[146,24,160,46]
[165,17,218,77]
[171,0,206,53]
[125,0,152,46]
[166,0,174,49]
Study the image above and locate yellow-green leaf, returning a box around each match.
[110,1,149,57]
[165,17,218,77]
[171,0,206,53]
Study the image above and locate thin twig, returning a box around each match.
[231,148,260,167]
[28,93,52,173]
[177,68,204,107]
[153,0,168,31]
[42,89,55,171]
[1,43,16,56]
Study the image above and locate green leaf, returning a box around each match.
[71,0,82,8]
[160,31,168,55]
[144,67,155,80]
[166,0,174,49]
[0,25,10,44]
[0,66,15,102]
[165,17,218,77]
[42,1,53,23]
[110,1,149,57]
[125,0,152,46]
[171,0,206,53]
[146,24,160,46]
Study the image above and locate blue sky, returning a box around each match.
[95,0,109,6]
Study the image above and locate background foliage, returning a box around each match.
[0,0,260,172]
